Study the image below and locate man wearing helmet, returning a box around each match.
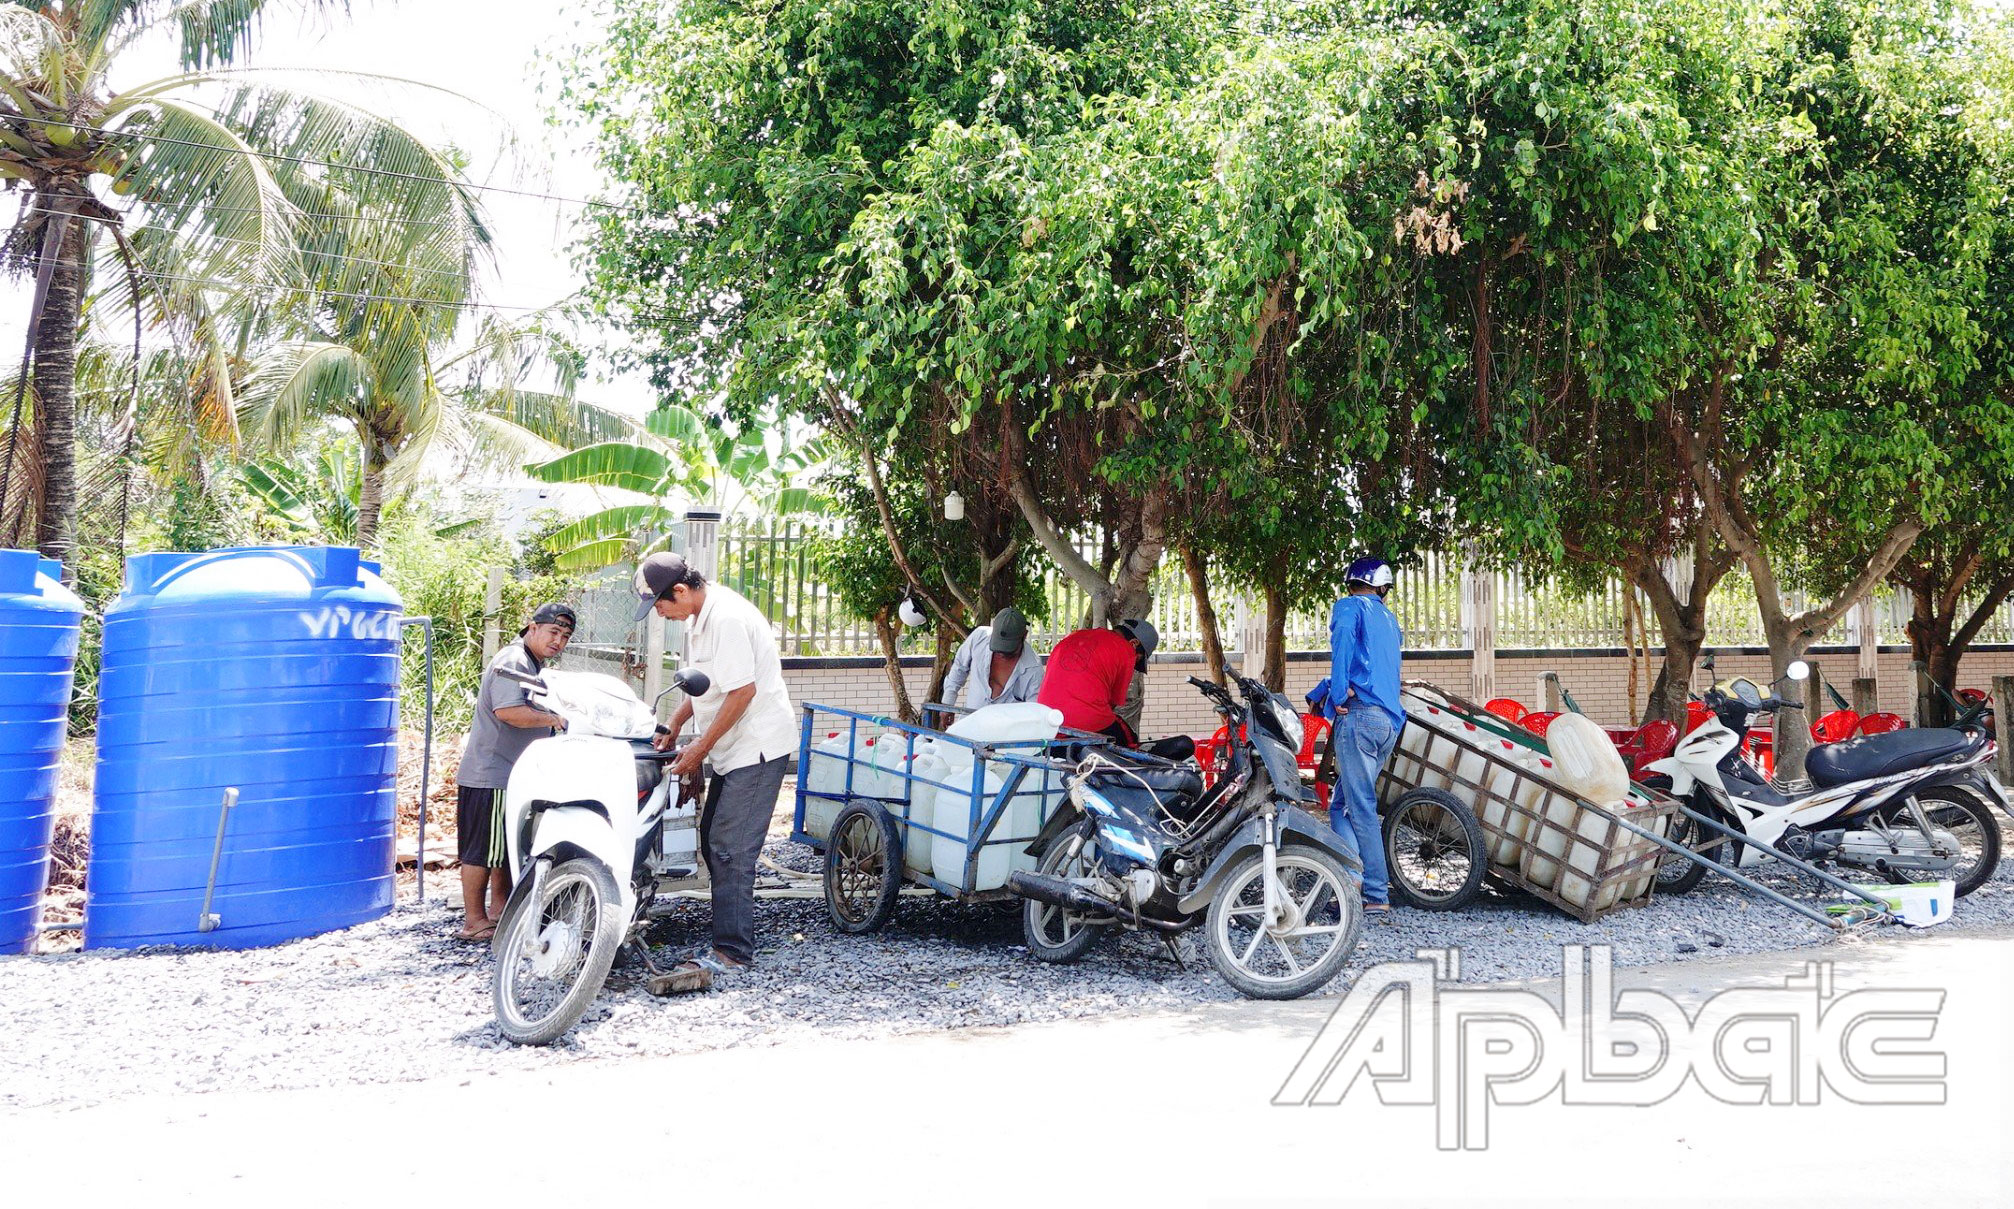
[1326,557,1404,921]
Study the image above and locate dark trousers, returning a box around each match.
[699,755,787,964]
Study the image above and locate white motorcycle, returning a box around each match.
[489,665,710,1045]
[1649,659,2005,897]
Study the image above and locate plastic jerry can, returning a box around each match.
[930,768,1009,892]
[899,751,944,877]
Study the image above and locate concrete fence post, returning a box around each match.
[1851,677,1880,717]
[1461,555,1496,703]
[480,566,505,666]
[1995,676,2014,789]
[1537,672,1562,713]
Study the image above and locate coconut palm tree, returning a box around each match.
[0,1,485,567]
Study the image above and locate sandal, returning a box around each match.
[647,952,732,996]
[1363,903,1395,925]
[455,922,497,942]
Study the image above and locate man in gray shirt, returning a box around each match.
[454,602,574,940]
[940,606,1044,711]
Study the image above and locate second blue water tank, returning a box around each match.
[87,546,403,949]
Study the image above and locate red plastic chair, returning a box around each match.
[1744,727,1775,776]
[1684,701,1714,734]
[1858,712,1908,735]
[1484,698,1529,724]
[1811,709,1862,745]
[1958,688,1989,707]
[1521,711,1561,738]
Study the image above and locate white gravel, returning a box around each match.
[4,816,2010,1113]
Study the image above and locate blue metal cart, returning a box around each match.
[793,702,1105,933]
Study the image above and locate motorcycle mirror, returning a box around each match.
[1786,660,1810,683]
[654,667,712,708]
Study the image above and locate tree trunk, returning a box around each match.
[1627,544,1727,726]
[1906,590,1956,726]
[925,623,955,713]
[1760,618,1818,779]
[1261,580,1288,693]
[1180,543,1228,687]
[32,218,86,570]
[872,605,917,724]
[356,436,388,550]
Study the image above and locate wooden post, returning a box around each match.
[1995,676,2014,788]
[480,566,505,665]
[1537,672,1562,713]
[1852,677,1880,716]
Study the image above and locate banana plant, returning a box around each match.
[528,403,832,570]
[240,445,362,546]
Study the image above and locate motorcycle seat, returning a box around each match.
[1804,728,1977,788]
[1087,764,1204,802]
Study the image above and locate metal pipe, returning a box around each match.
[401,617,436,903]
[197,787,240,933]
[1607,805,1894,928]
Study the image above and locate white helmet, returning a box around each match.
[1345,557,1394,589]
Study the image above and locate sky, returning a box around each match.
[0,0,655,415]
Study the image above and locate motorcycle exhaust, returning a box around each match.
[1007,871,1121,919]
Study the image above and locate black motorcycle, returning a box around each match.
[1010,675,1365,1000]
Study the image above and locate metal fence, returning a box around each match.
[557,517,2009,658]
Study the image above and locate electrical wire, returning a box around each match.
[1,114,645,213]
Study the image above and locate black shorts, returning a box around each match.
[456,785,508,868]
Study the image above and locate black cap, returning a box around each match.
[519,602,577,637]
[634,551,699,620]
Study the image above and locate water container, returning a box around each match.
[900,751,944,878]
[87,547,402,949]
[801,730,857,842]
[0,553,83,954]
[930,764,1012,891]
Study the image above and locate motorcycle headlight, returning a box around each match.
[1267,696,1304,751]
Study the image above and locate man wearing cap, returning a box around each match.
[453,602,574,941]
[1037,618,1159,747]
[633,551,796,992]
[940,606,1043,710]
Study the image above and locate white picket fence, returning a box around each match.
[556,517,2005,658]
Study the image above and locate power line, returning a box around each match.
[3,114,647,214]
[2,248,566,314]
[20,203,478,288]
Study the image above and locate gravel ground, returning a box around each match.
[4,810,2010,1113]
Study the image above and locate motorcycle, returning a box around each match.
[1009,675,1365,1000]
[1650,658,2006,897]
[488,665,710,1045]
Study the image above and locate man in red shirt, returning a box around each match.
[1039,620,1158,744]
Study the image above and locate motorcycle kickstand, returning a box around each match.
[1160,931,1188,972]
[632,938,667,978]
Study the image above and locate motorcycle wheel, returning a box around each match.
[1022,818,1112,963]
[1655,809,1729,896]
[1878,787,2002,897]
[493,856,625,1046]
[1204,844,1363,1000]
[1381,788,1486,910]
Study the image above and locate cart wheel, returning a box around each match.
[825,801,903,934]
[1381,788,1486,911]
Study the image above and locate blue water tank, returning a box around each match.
[0,552,83,955]
[87,546,403,949]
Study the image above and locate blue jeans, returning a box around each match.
[1331,708,1398,906]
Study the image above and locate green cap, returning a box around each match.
[988,607,1028,654]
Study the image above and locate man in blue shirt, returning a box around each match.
[1327,557,1405,920]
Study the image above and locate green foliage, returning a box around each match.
[529,402,830,570]
[372,498,573,733]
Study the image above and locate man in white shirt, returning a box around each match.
[635,552,797,991]
[939,606,1043,710]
